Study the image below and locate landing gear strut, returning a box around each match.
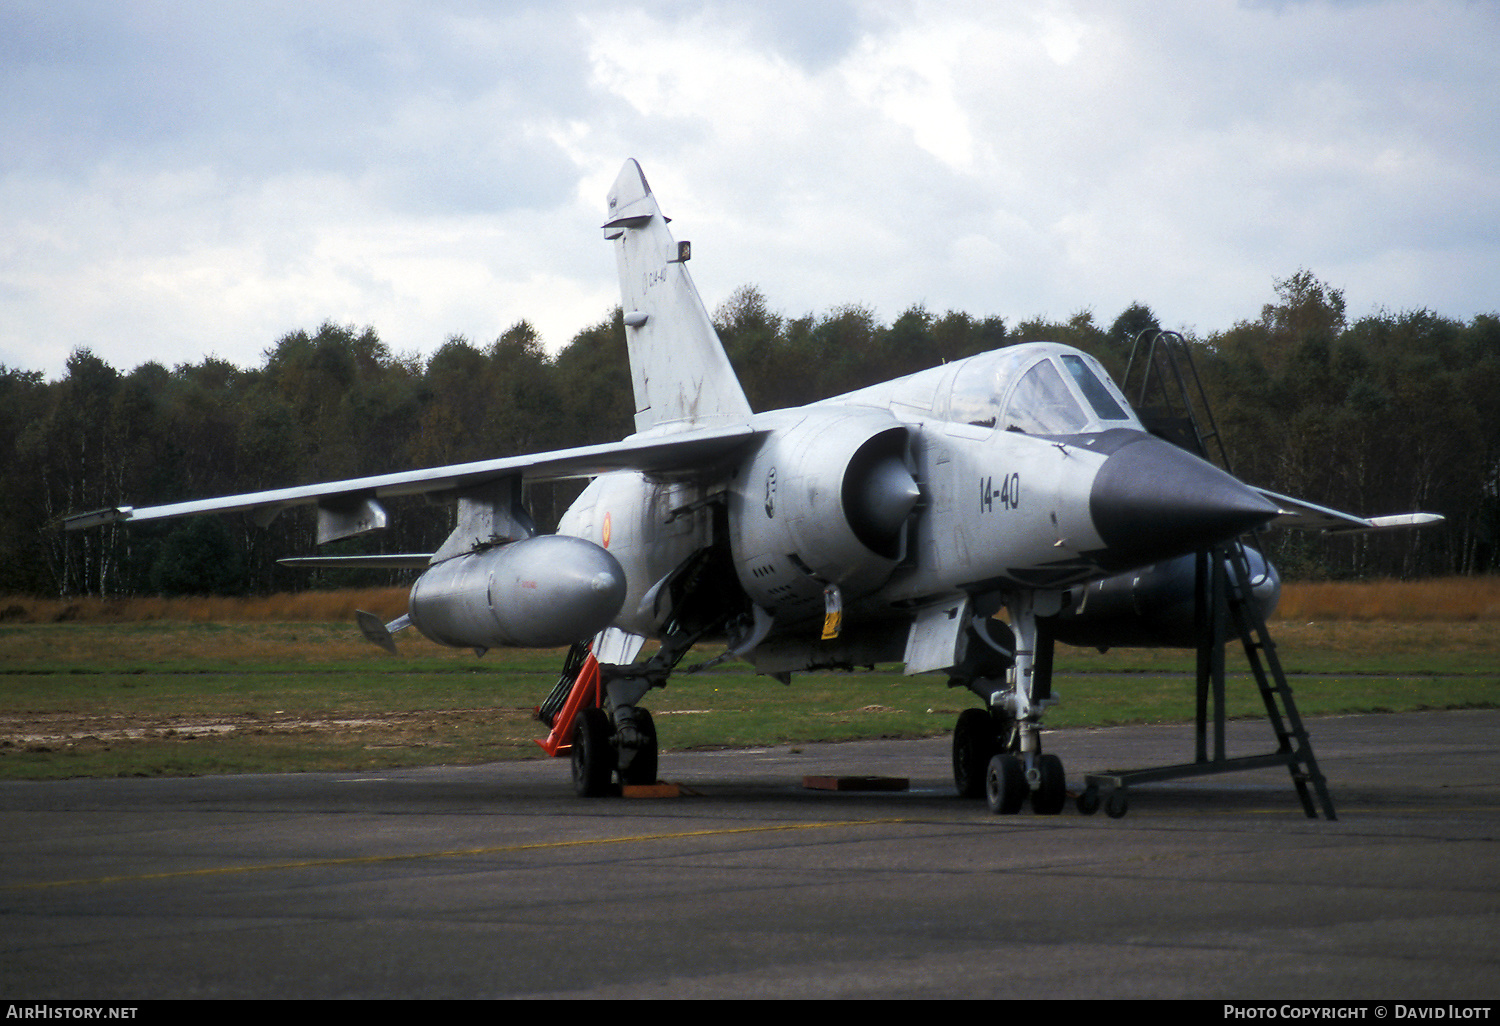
[951,591,1068,815]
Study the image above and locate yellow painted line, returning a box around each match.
[5,818,914,891]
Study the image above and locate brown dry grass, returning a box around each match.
[0,589,409,625]
[1273,577,1500,622]
[0,621,497,668]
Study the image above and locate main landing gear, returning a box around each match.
[570,704,659,797]
[568,649,677,796]
[539,631,698,797]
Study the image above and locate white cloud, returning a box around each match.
[842,23,979,172]
[2,0,1497,379]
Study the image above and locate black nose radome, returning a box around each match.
[1089,432,1279,572]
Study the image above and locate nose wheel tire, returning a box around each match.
[985,754,1026,815]
[1031,753,1067,815]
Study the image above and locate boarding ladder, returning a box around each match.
[1084,330,1336,820]
[534,641,601,756]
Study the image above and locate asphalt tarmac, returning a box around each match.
[2,709,1497,1000]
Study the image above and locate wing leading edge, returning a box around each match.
[62,424,764,533]
[1258,488,1444,534]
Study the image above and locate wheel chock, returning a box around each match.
[621,782,682,798]
[802,775,909,791]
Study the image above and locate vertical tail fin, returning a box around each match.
[604,159,752,432]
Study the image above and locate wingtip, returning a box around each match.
[1365,513,1446,530]
[60,506,134,531]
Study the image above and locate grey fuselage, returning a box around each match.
[557,341,1274,671]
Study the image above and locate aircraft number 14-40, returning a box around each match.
[981,473,1021,513]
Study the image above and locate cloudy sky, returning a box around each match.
[3,0,1497,380]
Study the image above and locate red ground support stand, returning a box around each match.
[533,651,602,757]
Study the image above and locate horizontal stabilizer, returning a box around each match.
[356,610,411,655]
[279,554,434,570]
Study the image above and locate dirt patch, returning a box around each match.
[0,707,539,756]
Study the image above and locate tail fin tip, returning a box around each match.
[605,160,753,430]
[604,158,656,236]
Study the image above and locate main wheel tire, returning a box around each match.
[619,708,658,786]
[985,753,1026,815]
[953,709,999,799]
[571,707,615,797]
[1031,753,1067,815]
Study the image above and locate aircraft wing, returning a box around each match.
[62,424,764,532]
[1257,488,1444,534]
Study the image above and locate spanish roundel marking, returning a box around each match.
[602,511,611,548]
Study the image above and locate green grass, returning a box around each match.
[1,619,1496,780]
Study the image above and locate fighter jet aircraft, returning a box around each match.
[64,159,1441,811]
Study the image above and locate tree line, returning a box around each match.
[1,270,1494,597]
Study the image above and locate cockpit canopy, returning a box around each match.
[944,344,1138,434]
